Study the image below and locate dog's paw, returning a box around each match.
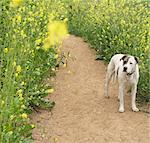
[132,107,139,112]
[119,107,125,113]
[105,95,110,99]
[104,92,110,98]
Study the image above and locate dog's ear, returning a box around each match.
[134,56,138,64]
[120,55,127,61]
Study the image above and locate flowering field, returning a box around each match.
[0,0,149,142]
[67,0,149,101]
[0,0,68,142]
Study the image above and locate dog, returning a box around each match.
[104,54,139,112]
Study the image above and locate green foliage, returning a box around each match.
[66,0,150,101]
[0,0,68,142]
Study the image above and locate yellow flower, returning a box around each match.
[21,113,28,119]
[16,15,21,23]
[21,104,25,109]
[4,48,8,53]
[36,46,40,50]
[43,38,50,50]
[17,89,24,100]
[13,61,16,67]
[35,39,42,45]
[21,81,25,86]
[54,54,59,59]
[26,66,29,70]
[10,115,14,120]
[10,0,22,8]
[16,65,22,73]
[63,18,68,22]
[28,11,33,16]
[20,30,26,38]
[8,131,13,135]
[17,89,23,96]
[31,124,35,128]
[15,73,18,77]
[51,68,55,71]
[18,93,23,98]
[1,100,5,105]
[19,96,24,101]
[63,63,67,67]
[45,88,54,94]
[44,20,68,50]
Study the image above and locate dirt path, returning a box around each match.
[31,35,149,143]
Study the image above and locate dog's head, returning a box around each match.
[120,55,138,75]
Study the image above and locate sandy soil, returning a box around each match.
[31,35,150,143]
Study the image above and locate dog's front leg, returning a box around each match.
[118,83,125,112]
[131,84,139,112]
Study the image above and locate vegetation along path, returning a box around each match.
[31,35,149,143]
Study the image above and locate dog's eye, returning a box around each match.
[130,62,133,64]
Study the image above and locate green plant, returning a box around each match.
[0,0,68,142]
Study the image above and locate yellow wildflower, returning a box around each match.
[10,115,14,120]
[4,48,8,53]
[17,90,24,100]
[21,105,25,109]
[45,88,54,94]
[26,66,29,70]
[35,39,42,46]
[43,37,51,51]
[21,113,28,119]
[19,96,24,101]
[16,65,22,73]
[63,18,68,22]
[31,124,35,128]
[54,54,59,59]
[21,81,25,86]
[16,15,21,23]
[21,30,26,38]
[15,73,18,77]
[18,93,23,98]
[63,63,67,67]
[16,89,23,96]
[51,68,55,71]
[8,131,13,135]
[44,20,68,50]
[36,46,40,50]
[10,0,22,8]
[1,100,5,105]
[13,61,16,67]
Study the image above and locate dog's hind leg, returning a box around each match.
[104,70,114,98]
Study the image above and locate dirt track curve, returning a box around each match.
[31,35,149,143]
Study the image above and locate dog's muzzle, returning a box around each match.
[123,67,127,72]
[127,71,135,76]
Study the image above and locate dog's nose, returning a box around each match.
[123,67,127,72]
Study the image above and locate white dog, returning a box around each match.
[104,54,139,112]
